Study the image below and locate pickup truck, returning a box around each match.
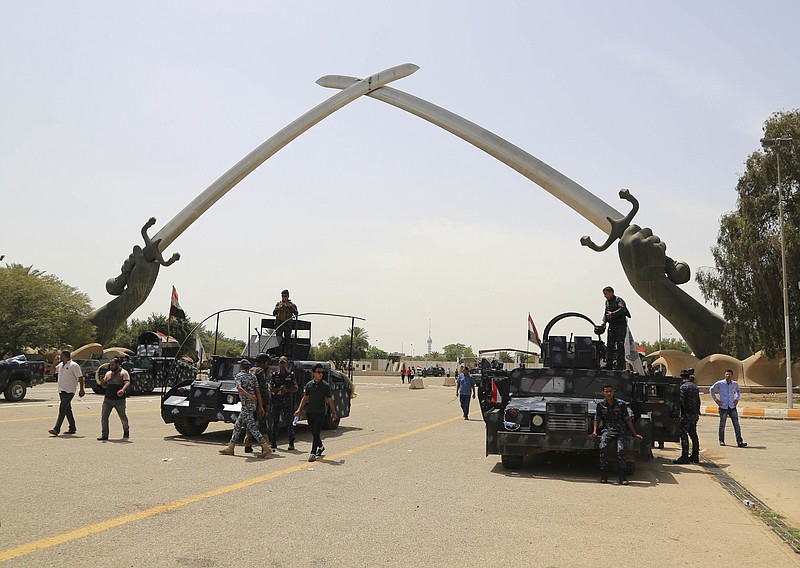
[0,355,46,401]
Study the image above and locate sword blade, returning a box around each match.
[153,63,419,251]
[316,74,620,235]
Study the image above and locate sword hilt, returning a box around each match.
[580,188,639,252]
[581,190,690,284]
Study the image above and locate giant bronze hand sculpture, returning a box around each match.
[617,223,724,358]
[89,218,180,344]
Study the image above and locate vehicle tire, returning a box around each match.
[92,386,106,395]
[174,416,210,436]
[501,454,523,469]
[625,461,636,475]
[4,379,27,402]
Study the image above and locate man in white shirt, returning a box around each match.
[709,369,747,447]
[48,350,85,436]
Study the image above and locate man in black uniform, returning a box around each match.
[673,369,701,464]
[244,353,271,454]
[269,356,299,450]
[589,384,643,485]
[295,363,337,462]
[596,286,630,370]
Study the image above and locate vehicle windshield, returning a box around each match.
[513,375,568,395]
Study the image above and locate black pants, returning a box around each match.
[270,401,295,445]
[276,321,293,356]
[680,413,700,456]
[599,431,627,472]
[306,412,324,454]
[54,391,76,433]
[606,326,626,370]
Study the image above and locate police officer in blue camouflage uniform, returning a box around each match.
[244,353,271,454]
[596,286,630,370]
[673,369,701,464]
[589,384,643,484]
[219,359,272,458]
[269,356,299,450]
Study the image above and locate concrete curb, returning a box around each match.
[701,405,800,419]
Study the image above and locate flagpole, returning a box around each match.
[167,286,172,338]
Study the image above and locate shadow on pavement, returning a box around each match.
[162,424,364,448]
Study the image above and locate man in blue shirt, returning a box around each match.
[710,369,747,447]
[456,367,476,420]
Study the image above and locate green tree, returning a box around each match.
[637,338,692,355]
[697,110,800,359]
[442,343,476,361]
[366,346,388,359]
[0,264,95,356]
[310,327,370,369]
[108,313,244,361]
[498,351,514,363]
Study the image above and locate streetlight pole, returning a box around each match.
[761,135,794,408]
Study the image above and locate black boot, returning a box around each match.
[600,469,608,483]
[689,452,699,463]
[673,455,690,464]
[618,472,629,485]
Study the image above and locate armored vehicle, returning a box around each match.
[0,355,46,401]
[483,312,681,471]
[161,357,351,436]
[86,331,196,395]
[161,317,353,436]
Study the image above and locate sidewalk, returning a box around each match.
[701,405,800,419]
[699,393,800,419]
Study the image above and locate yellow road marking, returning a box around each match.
[0,414,464,563]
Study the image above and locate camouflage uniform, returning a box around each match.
[678,379,701,460]
[595,397,631,473]
[229,370,265,445]
[270,369,298,446]
[602,295,629,370]
[273,298,298,356]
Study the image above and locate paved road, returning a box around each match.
[1,378,798,567]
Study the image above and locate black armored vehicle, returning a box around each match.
[483,312,681,471]
[0,355,46,401]
[86,331,196,395]
[161,317,353,436]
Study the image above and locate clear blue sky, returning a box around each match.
[2,2,797,355]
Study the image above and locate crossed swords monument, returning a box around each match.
[89,63,725,358]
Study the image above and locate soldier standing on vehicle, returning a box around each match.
[295,363,336,462]
[589,384,643,485]
[595,286,630,370]
[456,367,476,420]
[244,354,271,454]
[673,369,701,464]
[97,357,130,441]
[269,356,298,450]
[219,359,272,458]
[49,350,85,436]
[273,289,298,357]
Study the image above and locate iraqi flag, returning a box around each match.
[624,328,646,375]
[527,313,542,347]
[169,286,186,320]
[491,379,503,403]
[195,335,206,364]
